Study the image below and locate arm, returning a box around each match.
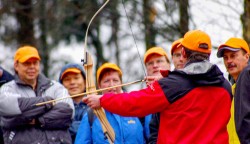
[100,81,169,117]
[235,66,250,143]
[1,96,53,129]
[52,83,74,118]
[75,113,92,144]
[38,102,73,129]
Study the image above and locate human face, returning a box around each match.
[14,58,40,86]
[98,70,122,94]
[223,49,249,81]
[145,54,170,76]
[62,73,86,95]
[172,47,187,69]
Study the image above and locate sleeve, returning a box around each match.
[100,81,169,117]
[235,67,250,143]
[0,84,23,116]
[74,113,92,144]
[0,83,53,116]
[52,83,74,118]
[1,96,54,129]
[37,102,73,129]
[148,113,160,144]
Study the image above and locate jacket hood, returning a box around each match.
[59,63,86,83]
[179,60,225,86]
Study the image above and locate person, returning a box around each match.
[142,46,171,143]
[234,57,250,143]
[0,66,14,87]
[83,30,232,143]
[148,38,187,144]
[217,37,249,144]
[171,38,187,69]
[75,63,144,144]
[59,63,87,143]
[0,45,74,144]
[0,66,14,143]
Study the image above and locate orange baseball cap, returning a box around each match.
[60,68,81,80]
[14,46,41,63]
[144,47,169,63]
[181,30,211,54]
[217,37,250,58]
[171,38,183,55]
[97,63,122,82]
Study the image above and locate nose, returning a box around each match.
[225,57,233,64]
[108,80,114,87]
[152,62,158,68]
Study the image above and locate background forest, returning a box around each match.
[0,0,249,90]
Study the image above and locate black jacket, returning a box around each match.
[235,64,250,144]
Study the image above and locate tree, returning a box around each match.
[241,0,250,45]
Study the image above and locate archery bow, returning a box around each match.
[82,0,115,143]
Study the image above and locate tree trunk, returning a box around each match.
[178,0,189,36]
[16,0,36,46]
[38,0,49,76]
[143,0,156,50]
[110,1,120,65]
[241,0,250,45]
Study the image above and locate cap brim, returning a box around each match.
[19,55,41,63]
[217,47,240,58]
[61,68,81,80]
[144,52,165,63]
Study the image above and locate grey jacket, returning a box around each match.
[0,74,74,144]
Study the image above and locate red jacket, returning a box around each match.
[101,62,232,144]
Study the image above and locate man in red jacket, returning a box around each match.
[83,30,232,144]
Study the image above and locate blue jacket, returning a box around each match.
[70,101,88,142]
[75,110,144,144]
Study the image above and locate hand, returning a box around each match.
[145,75,162,86]
[82,95,102,109]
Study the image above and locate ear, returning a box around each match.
[246,53,249,60]
[181,47,187,58]
[14,61,18,71]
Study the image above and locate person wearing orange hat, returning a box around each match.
[217,38,250,144]
[171,38,187,69]
[141,46,170,143]
[75,63,144,144]
[83,30,232,143]
[144,47,170,85]
[0,45,74,144]
[148,40,187,143]
[59,63,86,143]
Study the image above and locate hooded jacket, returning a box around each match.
[59,63,88,142]
[0,74,74,144]
[100,61,232,144]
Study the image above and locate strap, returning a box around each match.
[87,108,95,128]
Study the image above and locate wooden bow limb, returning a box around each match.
[35,79,144,106]
[84,52,116,143]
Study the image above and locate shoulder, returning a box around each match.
[1,80,16,89]
[237,65,250,82]
[49,80,67,90]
